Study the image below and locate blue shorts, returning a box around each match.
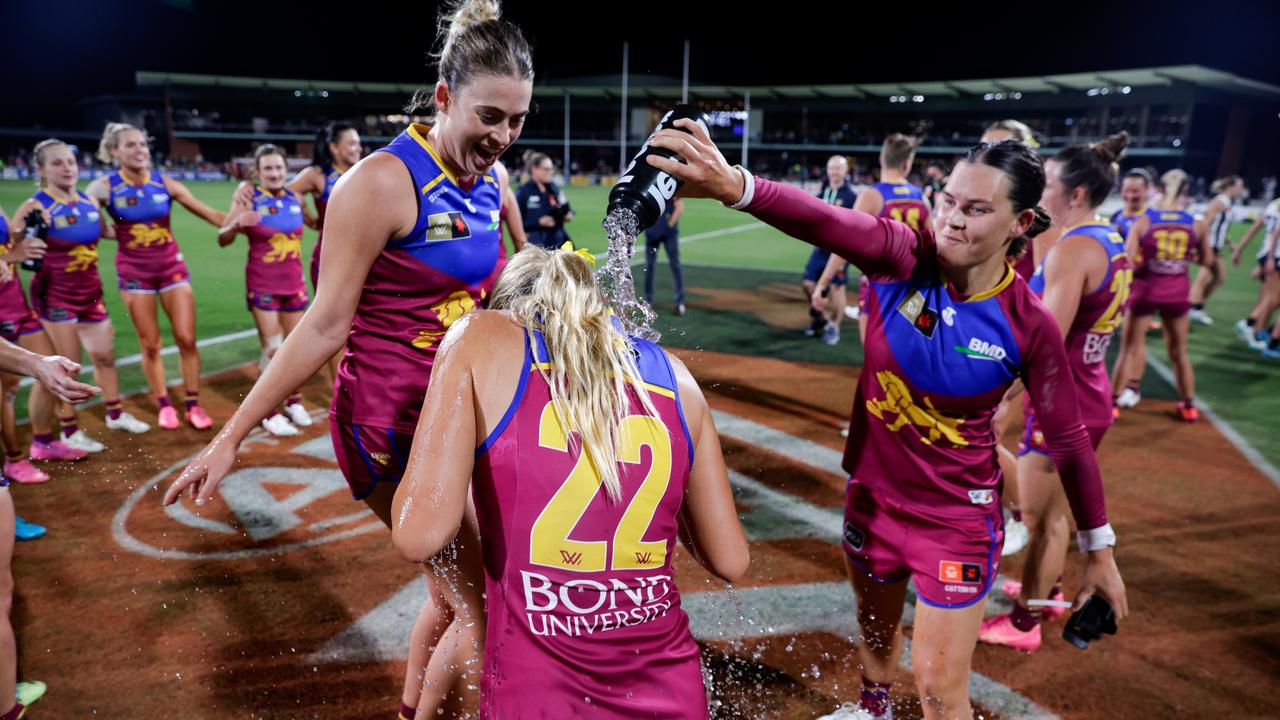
[803,248,847,286]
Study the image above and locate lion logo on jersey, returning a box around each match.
[411,289,486,350]
[865,370,968,446]
[66,245,99,273]
[263,232,302,263]
[127,223,173,249]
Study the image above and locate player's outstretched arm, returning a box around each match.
[670,354,749,584]
[391,317,480,563]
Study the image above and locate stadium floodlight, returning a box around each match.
[912,95,924,103]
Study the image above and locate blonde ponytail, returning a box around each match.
[98,122,140,165]
[490,246,661,501]
[1159,169,1188,210]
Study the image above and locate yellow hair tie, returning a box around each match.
[559,241,596,267]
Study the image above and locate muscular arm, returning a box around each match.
[287,167,322,230]
[747,178,923,279]
[392,315,481,563]
[165,176,227,227]
[214,155,411,446]
[217,182,254,246]
[1040,235,1102,340]
[1021,308,1108,530]
[815,189,884,289]
[671,354,749,583]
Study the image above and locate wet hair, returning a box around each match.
[405,0,534,115]
[1158,169,1189,209]
[32,138,70,188]
[881,133,920,168]
[489,245,662,502]
[1123,168,1152,186]
[97,122,143,165]
[1052,132,1129,209]
[983,119,1039,149]
[961,140,1051,258]
[253,144,287,171]
[1211,175,1242,194]
[311,123,356,173]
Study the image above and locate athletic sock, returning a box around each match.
[1191,303,1204,312]
[34,433,55,445]
[1246,317,1257,328]
[0,702,23,720]
[398,703,416,720]
[157,395,173,411]
[5,450,23,463]
[1269,337,1280,351]
[859,675,891,716]
[1182,397,1195,408]
[105,399,123,421]
[1010,600,1041,631]
[285,394,302,407]
[184,390,199,410]
[1126,381,1141,393]
[1011,508,1023,523]
[59,415,78,438]
[1051,576,1063,599]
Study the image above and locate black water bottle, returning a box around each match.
[608,104,710,233]
[20,209,46,273]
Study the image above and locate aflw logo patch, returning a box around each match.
[634,552,654,565]
[559,550,583,566]
[427,212,471,241]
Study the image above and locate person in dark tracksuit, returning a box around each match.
[643,197,685,316]
[517,152,574,249]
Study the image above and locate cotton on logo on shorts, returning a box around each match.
[968,489,995,505]
[842,522,865,551]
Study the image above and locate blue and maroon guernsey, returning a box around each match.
[472,326,702,719]
[104,170,180,275]
[330,124,503,433]
[741,178,1109,531]
[1109,207,1144,242]
[244,186,306,296]
[1027,223,1132,430]
[873,181,930,234]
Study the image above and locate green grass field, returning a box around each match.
[2,179,1277,469]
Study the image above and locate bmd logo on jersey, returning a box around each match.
[955,338,1007,362]
[427,212,471,241]
[113,431,384,560]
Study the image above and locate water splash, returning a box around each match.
[599,208,659,341]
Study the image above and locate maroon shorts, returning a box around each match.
[0,312,43,343]
[330,420,415,500]
[1128,274,1190,320]
[843,480,1003,608]
[857,275,870,312]
[31,293,108,325]
[247,289,309,313]
[1018,409,1109,457]
[118,256,192,294]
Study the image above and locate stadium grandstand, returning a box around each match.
[2,64,1277,195]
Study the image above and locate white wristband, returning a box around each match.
[1076,523,1117,553]
[725,166,755,210]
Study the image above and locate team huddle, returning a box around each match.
[15,0,1270,717]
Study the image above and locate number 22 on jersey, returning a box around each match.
[530,401,673,573]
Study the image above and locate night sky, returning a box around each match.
[2,0,1277,123]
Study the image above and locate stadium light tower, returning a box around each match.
[682,40,690,104]
[620,42,629,175]
[563,90,571,180]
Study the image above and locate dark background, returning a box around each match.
[3,0,1277,123]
